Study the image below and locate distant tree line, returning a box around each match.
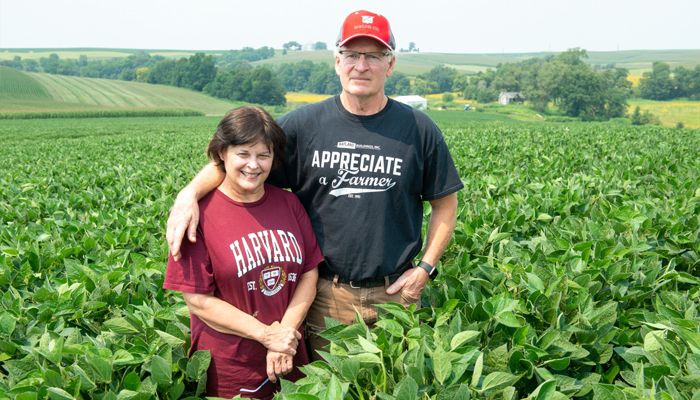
[459,49,632,120]
[638,62,700,100]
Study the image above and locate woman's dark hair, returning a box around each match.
[207,106,286,170]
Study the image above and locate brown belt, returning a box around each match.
[318,262,413,288]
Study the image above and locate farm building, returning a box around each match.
[394,95,428,110]
[499,92,524,105]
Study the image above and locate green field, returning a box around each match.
[0,66,239,116]
[0,114,698,398]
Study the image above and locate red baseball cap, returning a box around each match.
[336,10,395,50]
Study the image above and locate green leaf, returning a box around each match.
[38,332,64,365]
[537,213,553,222]
[450,330,480,350]
[644,330,666,352]
[357,335,381,354]
[1,248,19,257]
[113,349,138,366]
[513,325,529,346]
[122,370,140,390]
[526,272,545,292]
[433,347,456,385]
[339,357,360,381]
[47,388,74,400]
[87,352,112,383]
[186,350,211,380]
[155,329,185,346]
[115,390,139,400]
[0,312,17,336]
[351,352,382,364]
[488,228,511,243]
[393,375,418,400]
[543,357,570,371]
[103,317,140,334]
[592,383,625,400]
[323,374,343,400]
[471,352,483,387]
[479,371,520,392]
[375,319,404,337]
[531,379,557,400]
[496,311,523,328]
[150,355,171,386]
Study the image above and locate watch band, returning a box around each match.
[417,260,437,279]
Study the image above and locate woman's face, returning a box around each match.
[220,141,273,202]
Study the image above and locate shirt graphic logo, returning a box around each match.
[259,266,286,296]
[337,141,356,149]
[361,16,374,24]
[311,149,403,197]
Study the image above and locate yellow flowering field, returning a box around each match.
[628,99,700,128]
[285,92,332,104]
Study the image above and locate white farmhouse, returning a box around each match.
[394,95,428,110]
[498,92,524,105]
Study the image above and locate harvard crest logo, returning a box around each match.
[259,266,286,296]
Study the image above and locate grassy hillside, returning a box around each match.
[0,66,239,115]
[0,67,51,99]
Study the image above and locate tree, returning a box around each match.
[313,42,327,50]
[534,49,630,120]
[40,53,60,74]
[306,64,341,94]
[421,65,459,93]
[462,70,499,103]
[413,77,438,95]
[23,59,40,72]
[283,41,302,51]
[385,72,411,96]
[630,105,659,125]
[639,62,674,100]
[672,65,700,99]
[148,60,177,85]
[248,66,286,105]
[135,67,150,82]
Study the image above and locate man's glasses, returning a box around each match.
[338,50,391,65]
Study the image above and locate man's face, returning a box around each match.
[335,37,395,99]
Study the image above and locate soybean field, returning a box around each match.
[0,115,699,399]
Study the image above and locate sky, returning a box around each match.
[0,0,697,54]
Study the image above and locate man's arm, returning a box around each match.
[386,192,458,297]
[166,162,225,261]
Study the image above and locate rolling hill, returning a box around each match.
[0,66,238,115]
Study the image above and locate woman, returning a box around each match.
[164,106,322,399]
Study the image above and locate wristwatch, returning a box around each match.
[417,260,438,280]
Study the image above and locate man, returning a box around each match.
[167,9,463,356]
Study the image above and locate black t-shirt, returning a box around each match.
[272,96,463,281]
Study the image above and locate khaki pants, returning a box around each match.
[305,276,420,360]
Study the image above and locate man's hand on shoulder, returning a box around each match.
[167,186,199,261]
